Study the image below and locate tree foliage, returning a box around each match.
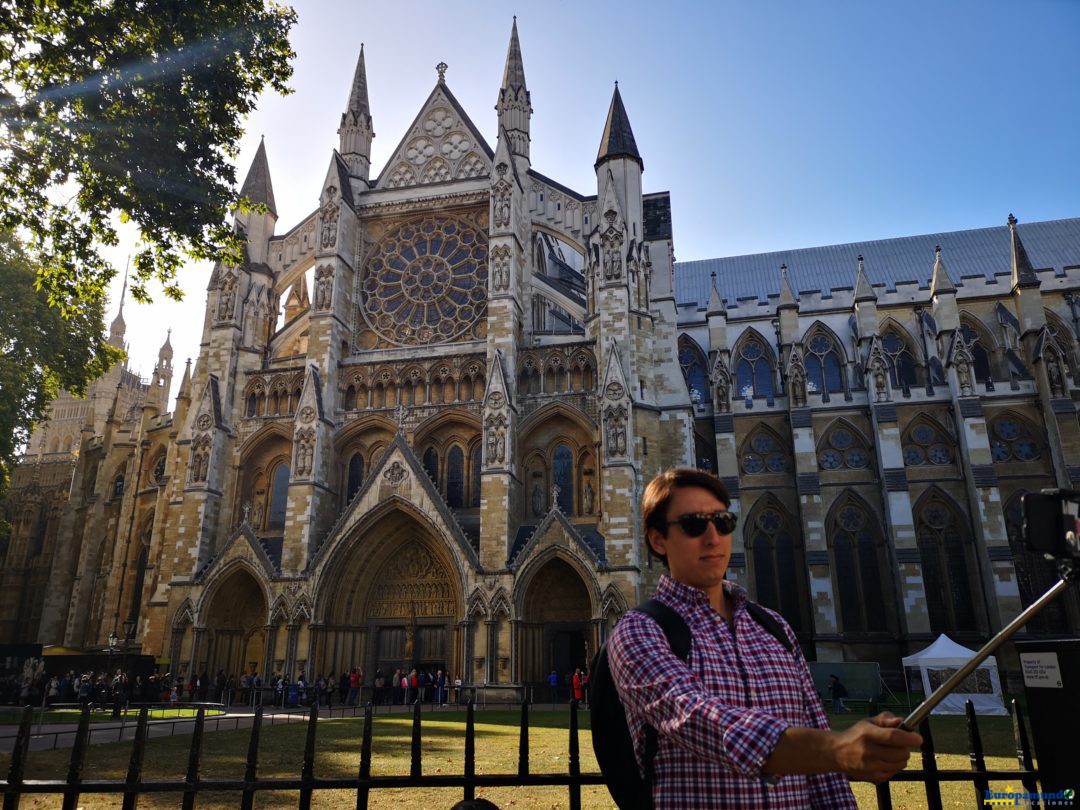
[0,0,296,315]
[0,231,123,534]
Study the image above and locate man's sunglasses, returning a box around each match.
[666,511,738,538]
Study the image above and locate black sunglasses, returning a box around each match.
[666,511,738,538]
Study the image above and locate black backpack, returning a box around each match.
[589,599,794,810]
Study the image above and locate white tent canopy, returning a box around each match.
[901,634,1007,716]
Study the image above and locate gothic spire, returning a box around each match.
[109,261,128,349]
[496,18,532,161]
[595,83,642,170]
[158,328,174,368]
[345,44,371,121]
[779,263,797,308]
[339,44,375,180]
[1008,214,1039,289]
[929,245,957,296]
[854,254,877,302]
[240,137,277,216]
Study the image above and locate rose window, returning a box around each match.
[361,214,488,346]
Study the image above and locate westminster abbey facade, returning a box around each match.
[3,22,1079,685]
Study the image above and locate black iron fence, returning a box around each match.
[0,698,1042,809]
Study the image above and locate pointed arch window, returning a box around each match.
[247,394,257,417]
[829,497,889,632]
[267,463,291,531]
[881,327,920,391]
[470,445,482,508]
[113,474,125,499]
[959,319,994,386]
[989,415,1042,463]
[804,330,845,397]
[346,452,365,503]
[446,446,465,508]
[915,494,979,633]
[1004,493,1068,635]
[734,334,775,400]
[817,423,872,471]
[678,336,711,404]
[748,501,807,632]
[422,447,439,484]
[553,444,574,514]
[902,418,955,466]
[344,385,357,410]
[741,428,791,474]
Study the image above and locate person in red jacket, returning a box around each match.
[572,668,584,702]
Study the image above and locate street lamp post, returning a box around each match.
[107,632,120,717]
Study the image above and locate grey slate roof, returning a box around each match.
[595,85,642,170]
[674,217,1080,308]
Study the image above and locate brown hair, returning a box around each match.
[642,467,731,564]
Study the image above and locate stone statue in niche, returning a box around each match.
[873,363,888,402]
[603,247,622,281]
[251,497,264,530]
[313,267,333,310]
[583,481,595,515]
[955,355,973,396]
[217,276,237,320]
[320,201,339,249]
[605,406,627,456]
[1047,354,1066,397]
[531,483,544,517]
[295,428,316,477]
[715,373,730,414]
[789,367,806,408]
[493,183,512,229]
[551,483,561,511]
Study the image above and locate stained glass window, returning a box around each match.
[268,463,290,531]
[916,495,979,633]
[471,445,482,508]
[741,430,791,474]
[554,444,574,514]
[830,499,888,632]
[804,331,845,395]
[678,336,712,404]
[818,424,872,471]
[881,328,919,390]
[361,214,488,346]
[447,446,464,508]
[902,419,954,466]
[422,447,439,484]
[735,335,775,399]
[960,322,994,384]
[346,453,364,503]
[750,503,807,632]
[989,416,1041,463]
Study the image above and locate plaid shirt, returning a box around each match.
[606,575,857,809]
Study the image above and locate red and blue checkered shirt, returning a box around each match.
[606,575,857,809]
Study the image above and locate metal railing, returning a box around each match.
[0,698,1042,810]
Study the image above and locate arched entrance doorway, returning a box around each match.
[202,567,267,680]
[520,557,593,685]
[320,507,462,685]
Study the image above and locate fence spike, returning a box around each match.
[240,706,263,810]
[965,700,990,805]
[121,706,149,810]
[2,705,33,810]
[1010,699,1041,809]
[518,697,530,778]
[410,699,422,780]
[181,707,205,810]
[918,718,943,810]
[356,702,373,810]
[299,701,319,809]
[568,700,581,810]
[61,705,91,810]
[464,701,476,803]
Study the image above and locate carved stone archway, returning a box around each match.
[519,556,593,686]
[200,567,268,683]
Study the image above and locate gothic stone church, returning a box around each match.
[4,22,1080,685]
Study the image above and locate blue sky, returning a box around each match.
[108,0,1080,396]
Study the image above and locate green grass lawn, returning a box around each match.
[0,707,224,725]
[0,708,1033,809]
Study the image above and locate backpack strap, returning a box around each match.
[631,599,691,808]
[745,601,795,653]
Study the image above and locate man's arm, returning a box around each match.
[763,714,922,784]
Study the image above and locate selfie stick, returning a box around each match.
[901,561,1079,731]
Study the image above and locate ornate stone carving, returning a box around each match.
[189,433,212,483]
[384,461,408,486]
[366,544,454,619]
[604,404,628,457]
[531,483,545,517]
[492,180,512,230]
[490,244,511,292]
[486,391,505,410]
[313,266,334,310]
[217,274,237,320]
[298,405,316,424]
[485,413,507,464]
[196,413,212,431]
[320,198,339,249]
[1047,353,1066,397]
[605,381,625,401]
[583,481,595,515]
[294,428,316,477]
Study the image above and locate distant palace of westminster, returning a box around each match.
[3,22,1079,686]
